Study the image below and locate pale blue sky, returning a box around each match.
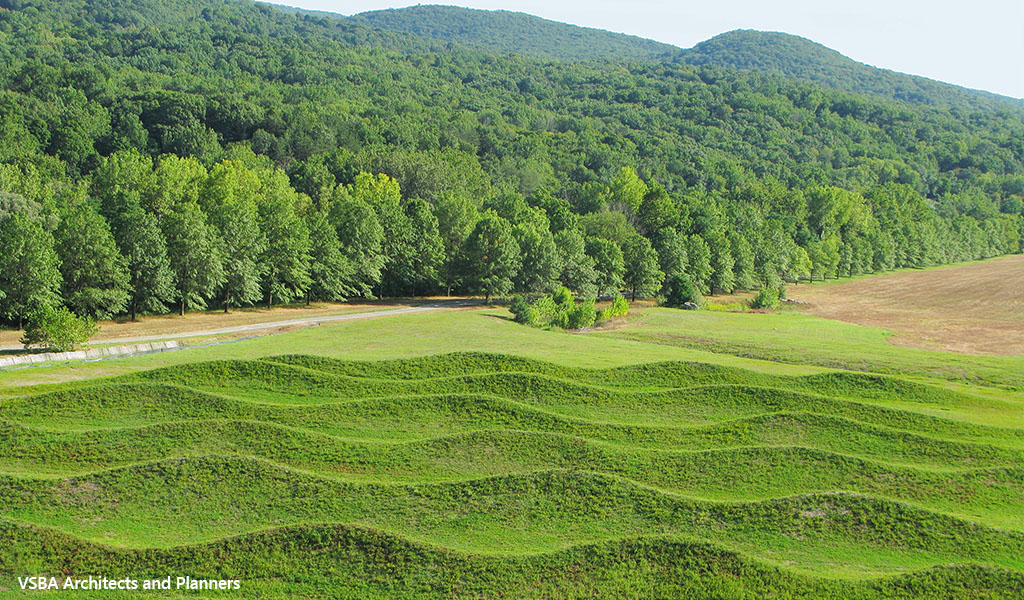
[265,0,1024,99]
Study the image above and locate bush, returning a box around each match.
[549,309,570,330]
[663,274,702,308]
[532,295,558,324]
[21,305,98,352]
[597,296,629,322]
[506,288,601,331]
[567,298,596,329]
[508,295,536,325]
[552,286,574,309]
[751,286,782,309]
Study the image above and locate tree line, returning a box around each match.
[2,149,1021,329]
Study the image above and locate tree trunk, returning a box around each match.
[267,290,273,310]
[224,293,230,314]
[631,288,636,302]
[131,302,137,322]
[179,299,185,317]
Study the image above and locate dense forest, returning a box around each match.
[350,5,1024,113]
[0,0,1022,329]
[351,5,679,63]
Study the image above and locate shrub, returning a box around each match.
[532,295,558,324]
[552,286,574,309]
[21,305,98,352]
[567,298,596,329]
[663,274,702,308]
[506,288,602,330]
[549,308,570,330]
[751,286,782,309]
[597,296,629,322]
[508,295,536,325]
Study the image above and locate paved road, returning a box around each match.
[0,301,479,351]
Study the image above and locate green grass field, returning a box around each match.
[1,306,1023,598]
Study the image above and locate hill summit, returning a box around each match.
[351,4,679,62]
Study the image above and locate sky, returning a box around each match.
[264,0,1024,99]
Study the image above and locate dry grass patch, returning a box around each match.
[787,255,1024,355]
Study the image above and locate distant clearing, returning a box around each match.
[788,255,1024,356]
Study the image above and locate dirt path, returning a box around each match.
[0,300,478,352]
[786,255,1024,355]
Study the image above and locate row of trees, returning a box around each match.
[2,149,1021,328]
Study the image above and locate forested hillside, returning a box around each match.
[342,4,1024,113]
[680,30,1024,112]
[351,5,678,62]
[0,0,1022,328]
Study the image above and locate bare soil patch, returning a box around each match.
[786,255,1024,355]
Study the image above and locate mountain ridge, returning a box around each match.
[340,4,1022,112]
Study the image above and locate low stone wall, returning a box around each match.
[0,340,180,368]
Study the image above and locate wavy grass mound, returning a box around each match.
[1,352,1022,598]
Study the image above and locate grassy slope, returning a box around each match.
[6,521,1022,600]
[1,352,1023,597]
[0,309,825,391]
[1,298,1023,597]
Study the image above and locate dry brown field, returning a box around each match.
[786,254,1024,355]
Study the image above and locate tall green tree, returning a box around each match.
[434,194,479,296]
[605,166,647,215]
[728,231,757,290]
[651,227,688,283]
[553,229,597,298]
[685,235,713,295]
[115,205,174,320]
[53,203,130,319]
[214,201,265,312]
[512,222,561,293]
[258,195,312,309]
[201,162,266,312]
[91,150,155,221]
[461,214,520,302]
[0,213,62,328]
[328,191,385,298]
[162,202,225,316]
[305,209,354,302]
[621,234,664,301]
[585,237,624,298]
[403,198,445,296]
[807,234,841,281]
[706,229,736,294]
[636,182,678,235]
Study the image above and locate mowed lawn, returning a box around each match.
[0,308,825,392]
